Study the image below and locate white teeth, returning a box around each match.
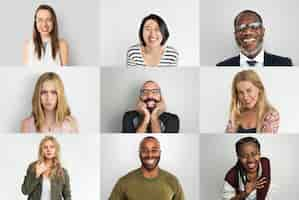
[243,38,256,43]
[248,163,256,169]
[145,159,155,164]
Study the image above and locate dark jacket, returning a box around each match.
[22,162,71,200]
[217,52,293,66]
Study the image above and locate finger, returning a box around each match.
[256,180,267,186]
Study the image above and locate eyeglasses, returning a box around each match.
[140,89,161,96]
[235,22,262,32]
[140,149,161,155]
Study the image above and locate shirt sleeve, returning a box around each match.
[173,178,185,200]
[21,163,42,196]
[163,114,180,133]
[222,181,236,200]
[122,112,136,133]
[62,169,72,200]
[109,179,125,200]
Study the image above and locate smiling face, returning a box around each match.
[142,19,163,48]
[140,81,161,112]
[42,139,56,160]
[40,80,58,112]
[235,13,265,58]
[35,9,54,38]
[236,80,259,110]
[238,142,260,174]
[139,138,161,171]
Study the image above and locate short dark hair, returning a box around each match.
[139,136,160,149]
[234,10,263,29]
[139,14,169,46]
[235,137,260,156]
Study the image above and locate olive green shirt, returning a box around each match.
[21,162,71,200]
[109,168,185,200]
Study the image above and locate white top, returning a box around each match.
[41,177,51,200]
[240,49,264,67]
[127,44,179,67]
[28,39,61,67]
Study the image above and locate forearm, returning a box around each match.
[151,117,161,133]
[136,120,149,133]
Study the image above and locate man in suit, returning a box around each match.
[217,10,293,66]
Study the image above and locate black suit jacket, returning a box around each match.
[216,52,293,66]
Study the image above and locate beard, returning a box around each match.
[235,35,263,58]
[143,98,160,113]
[139,154,160,172]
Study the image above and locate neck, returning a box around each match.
[41,35,51,43]
[143,45,162,54]
[44,159,53,167]
[44,110,56,124]
[242,46,262,59]
[141,166,159,178]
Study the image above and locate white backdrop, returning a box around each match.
[101,68,199,133]
[101,134,199,200]
[99,0,199,66]
[0,0,99,65]
[0,134,100,200]
[200,134,299,200]
[200,0,299,65]
[199,67,299,133]
[0,67,99,133]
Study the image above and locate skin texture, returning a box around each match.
[235,13,265,59]
[231,143,268,200]
[23,9,69,65]
[141,19,164,66]
[35,140,56,178]
[139,137,161,178]
[136,81,166,133]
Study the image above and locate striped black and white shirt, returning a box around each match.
[127,44,179,67]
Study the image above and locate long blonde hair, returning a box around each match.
[36,136,65,181]
[230,70,275,131]
[32,72,71,131]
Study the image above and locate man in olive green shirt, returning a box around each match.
[109,136,185,200]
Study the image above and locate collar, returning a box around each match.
[240,48,264,67]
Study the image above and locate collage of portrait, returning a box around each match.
[0,0,298,200]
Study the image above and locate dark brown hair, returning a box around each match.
[33,4,60,60]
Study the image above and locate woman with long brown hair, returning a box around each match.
[23,4,68,66]
[21,72,78,133]
[22,136,71,200]
[226,70,279,133]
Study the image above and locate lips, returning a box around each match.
[247,162,257,170]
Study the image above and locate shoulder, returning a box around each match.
[264,52,293,66]
[26,161,38,171]
[216,55,240,66]
[116,168,141,184]
[123,110,139,119]
[165,46,179,56]
[159,169,182,190]
[127,44,141,55]
[63,115,79,133]
[263,109,279,122]
[160,112,179,120]
[59,38,68,48]
[224,165,238,186]
[21,116,35,133]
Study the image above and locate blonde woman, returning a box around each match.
[23,4,68,66]
[226,70,279,133]
[22,136,71,200]
[21,72,78,133]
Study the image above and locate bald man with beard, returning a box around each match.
[109,136,185,200]
[122,80,179,133]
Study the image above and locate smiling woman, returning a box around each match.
[20,72,79,133]
[127,14,179,67]
[226,70,279,133]
[222,137,271,200]
[23,4,69,66]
